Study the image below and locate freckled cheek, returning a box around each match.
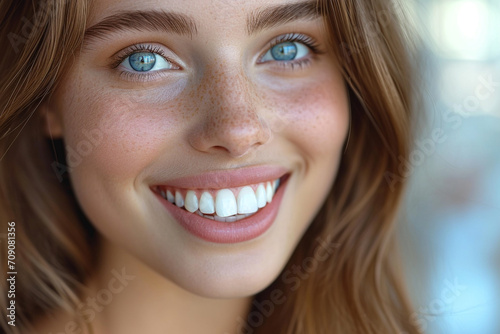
[266,85,349,158]
[63,97,183,181]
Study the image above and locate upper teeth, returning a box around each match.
[158,179,281,219]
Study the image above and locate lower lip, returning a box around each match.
[154,176,289,244]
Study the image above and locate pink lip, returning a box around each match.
[154,165,289,189]
[151,168,290,244]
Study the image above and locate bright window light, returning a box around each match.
[429,0,500,60]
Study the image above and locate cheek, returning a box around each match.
[60,85,187,181]
[262,79,349,161]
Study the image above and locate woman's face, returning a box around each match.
[47,0,349,297]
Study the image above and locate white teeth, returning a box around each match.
[175,191,184,208]
[166,190,175,203]
[215,189,238,217]
[160,177,283,221]
[199,192,215,214]
[266,182,273,203]
[256,184,267,208]
[237,186,258,214]
[184,191,198,213]
[206,211,255,222]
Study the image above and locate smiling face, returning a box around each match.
[46,0,349,298]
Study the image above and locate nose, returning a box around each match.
[188,68,272,158]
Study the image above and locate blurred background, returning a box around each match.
[399,0,500,333]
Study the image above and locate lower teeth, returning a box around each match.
[195,210,256,222]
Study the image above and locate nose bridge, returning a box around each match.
[189,63,272,157]
[209,64,254,115]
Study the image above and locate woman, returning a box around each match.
[0,0,419,333]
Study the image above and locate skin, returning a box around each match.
[41,0,349,332]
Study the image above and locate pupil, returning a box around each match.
[129,52,156,72]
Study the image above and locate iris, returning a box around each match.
[129,52,156,72]
[271,42,298,61]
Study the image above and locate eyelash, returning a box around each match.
[111,33,324,81]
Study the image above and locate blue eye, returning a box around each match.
[121,51,176,72]
[129,52,156,71]
[271,42,297,60]
[261,41,310,62]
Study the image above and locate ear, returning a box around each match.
[39,101,63,138]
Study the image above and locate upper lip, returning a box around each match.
[152,165,290,190]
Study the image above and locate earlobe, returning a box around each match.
[40,102,63,138]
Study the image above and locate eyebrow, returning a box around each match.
[83,1,321,45]
[247,1,322,35]
[84,11,198,44]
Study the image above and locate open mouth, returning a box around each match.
[151,167,290,243]
[152,175,287,223]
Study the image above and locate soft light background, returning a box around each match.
[400,0,500,333]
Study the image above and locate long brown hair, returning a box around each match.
[0,0,419,333]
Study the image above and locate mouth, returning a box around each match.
[153,177,282,222]
[151,166,290,243]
